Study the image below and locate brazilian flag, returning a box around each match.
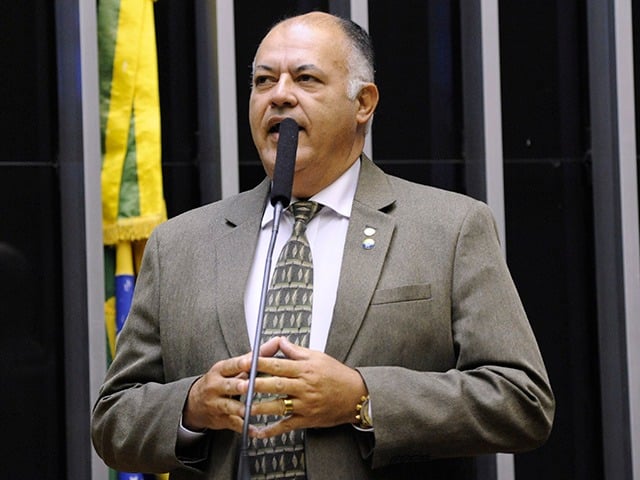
[98,0,168,479]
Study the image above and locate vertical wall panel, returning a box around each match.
[0,167,64,478]
[155,1,201,213]
[368,1,464,192]
[461,2,510,478]
[587,0,637,477]
[612,0,640,477]
[216,0,241,199]
[55,0,106,478]
[630,0,640,475]
[499,1,604,478]
[347,0,373,158]
[0,2,65,478]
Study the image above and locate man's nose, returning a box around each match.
[270,76,297,108]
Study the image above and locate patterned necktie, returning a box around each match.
[249,200,322,479]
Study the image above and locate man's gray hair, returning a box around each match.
[334,16,376,100]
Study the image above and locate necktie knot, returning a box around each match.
[290,201,321,235]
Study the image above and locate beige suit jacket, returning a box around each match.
[92,156,554,479]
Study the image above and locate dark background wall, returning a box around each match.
[1,1,639,479]
[498,2,602,478]
[0,1,65,479]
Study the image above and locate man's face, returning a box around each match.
[249,18,365,198]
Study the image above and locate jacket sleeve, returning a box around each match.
[91,230,206,475]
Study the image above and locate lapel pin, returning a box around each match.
[362,226,377,249]
[362,238,375,250]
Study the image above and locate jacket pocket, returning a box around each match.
[370,283,431,305]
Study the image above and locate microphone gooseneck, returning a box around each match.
[237,118,299,480]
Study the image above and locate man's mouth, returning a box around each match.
[268,122,302,134]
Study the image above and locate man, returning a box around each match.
[92,11,554,479]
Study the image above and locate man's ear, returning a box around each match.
[356,83,379,125]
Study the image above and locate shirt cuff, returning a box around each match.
[177,415,207,447]
[176,415,209,464]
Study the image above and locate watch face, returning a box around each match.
[361,398,372,427]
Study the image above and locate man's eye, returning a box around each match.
[254,76,274,86]
[298,74,316,83]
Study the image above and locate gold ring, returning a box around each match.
[282,397,294,416]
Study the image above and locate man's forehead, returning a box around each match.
[254,23,346,70]
[258,17,344,52]
[270,12,341,36]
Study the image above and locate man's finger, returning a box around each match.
[258,336,282,357]
[276,337,309,360]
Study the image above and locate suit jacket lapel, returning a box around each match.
[325,156,396,362]
[215,179,270,357]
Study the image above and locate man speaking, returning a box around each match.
[92,11,554,479]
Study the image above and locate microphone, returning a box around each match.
[237,117,299,480]
[269,117,299,207]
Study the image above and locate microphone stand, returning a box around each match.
[237,201,285,480]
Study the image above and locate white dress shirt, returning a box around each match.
[244,159,360,352]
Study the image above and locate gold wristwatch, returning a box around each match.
[355,395,373,429]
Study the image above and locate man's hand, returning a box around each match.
[250,337,368,438]
[182,337,282,433]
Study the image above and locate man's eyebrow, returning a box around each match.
[253,64,274,73]
[294,64,322,73]
[253,64,322,74]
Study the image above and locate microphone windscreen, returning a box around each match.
[270,118,298,207]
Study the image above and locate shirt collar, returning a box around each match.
[261,158,361,227]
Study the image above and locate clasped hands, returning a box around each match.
[182,336,367,438]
